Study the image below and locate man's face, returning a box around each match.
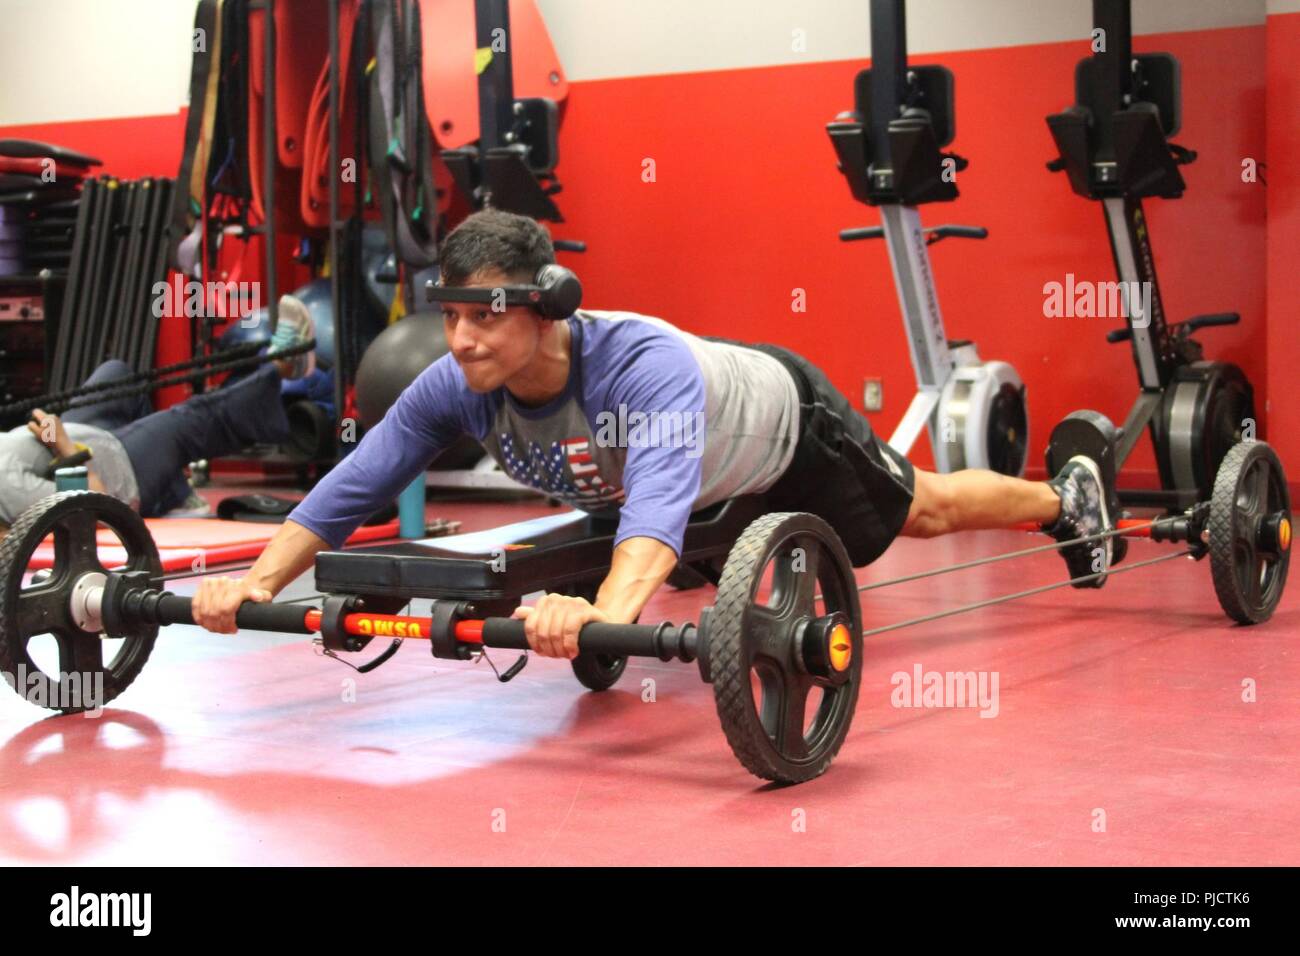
[439,268,545,393]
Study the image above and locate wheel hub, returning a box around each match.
[796,612,854,685]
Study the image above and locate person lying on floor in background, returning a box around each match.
[191,210,1117,656]
[0,296,318,544]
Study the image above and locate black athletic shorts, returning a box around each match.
[717,340,916,567]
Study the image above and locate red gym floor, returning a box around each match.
[1,481,1296,866]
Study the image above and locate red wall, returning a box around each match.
[1266,12,1300,473]
[551,25,1271,481]
[1,21,1287,484]
[0,113,186,181]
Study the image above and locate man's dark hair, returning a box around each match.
[438,209,555,287]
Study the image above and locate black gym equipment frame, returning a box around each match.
[439,0,581,246]
[436,11,584,264]
[47,176,176,392]
[1045,0,1254,511]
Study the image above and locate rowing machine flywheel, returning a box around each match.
[704,512,862,783]
[1208,442,1291,624]
[985,380,1030,478]
[1158,361,1254,503]
[934,345,1028,477]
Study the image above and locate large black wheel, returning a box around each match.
[570,651,628,692]
[560,580,629,691]
[706,512,862,784]
[0,492,161,712]
[1208,442,1291,624]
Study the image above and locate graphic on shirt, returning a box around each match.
[498,433,625,507]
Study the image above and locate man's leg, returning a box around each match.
[113,365,290,517]
[59,360,153,431]
[902,460,1116,588]
[901,469,1062,538]
[736,341,917,568]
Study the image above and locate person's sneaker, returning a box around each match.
[165,489,213,518]
[1042,455,1113,588]
[267,294,316,380]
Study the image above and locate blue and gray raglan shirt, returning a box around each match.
[289,310,801,555]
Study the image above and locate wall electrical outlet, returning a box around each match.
[863,378,883,412]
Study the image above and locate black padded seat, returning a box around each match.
[314,495,772,602]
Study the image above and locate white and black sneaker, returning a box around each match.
[267,295,317,380]
[164,488,213,518]
[1042,455,1114,589]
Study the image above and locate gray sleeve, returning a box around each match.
[0,462,55,524]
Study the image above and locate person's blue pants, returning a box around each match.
[61,359,289,517]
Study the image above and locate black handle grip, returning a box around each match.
[841,225,986,243]
[479,618,697,660]
[928,225,988,240]
[1186,312,1239,331]
[840,226,884,242]
[554,239,587,253]
[154,593,317,634]
[1047,157,1067,173]
[1111,312,1240,345]
[42,448,92,480]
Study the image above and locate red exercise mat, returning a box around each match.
[0,157,91,180]
[25,519,401,572]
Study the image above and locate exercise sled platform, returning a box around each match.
[314,495,770,604]
[1,423,1289,785]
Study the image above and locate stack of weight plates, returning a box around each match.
[0,139,102,277]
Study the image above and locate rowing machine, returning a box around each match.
[828,0,1029,477]
[1045,0,1256,509]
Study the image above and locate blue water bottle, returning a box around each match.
[398,473,426,539]
[55,466,90,492]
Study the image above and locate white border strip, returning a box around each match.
[0,0,1273,126]
[537,0,1267,83]
[0,0,194,126]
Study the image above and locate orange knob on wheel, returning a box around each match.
[829,623,853,672]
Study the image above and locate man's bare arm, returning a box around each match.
[242,519,332,595]
[191,519,330,633]
[594,535,681,624]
